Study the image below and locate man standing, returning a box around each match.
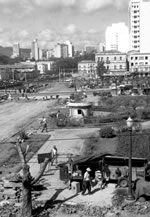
[40,116,48,132]
[82,167,92,195]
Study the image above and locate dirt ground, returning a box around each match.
[0,100,54,142]
[0,82,150,217]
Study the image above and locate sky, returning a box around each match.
[0,0,129,49]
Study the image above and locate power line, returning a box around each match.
[0,131,150,145]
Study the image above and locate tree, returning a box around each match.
[13,134,50,217]
[96,61,107,86]
[117,129,150,160]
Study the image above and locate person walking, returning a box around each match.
[115,167,122,188]
[40,116,48,132]
[82,167,92,195]
[51,145,58,166]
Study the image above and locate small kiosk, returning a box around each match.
[67,102,92,118]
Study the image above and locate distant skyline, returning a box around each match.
[0,0,128,49]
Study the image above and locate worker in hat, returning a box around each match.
[82,167,92,195]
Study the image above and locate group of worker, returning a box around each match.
[67,157,113,195]
[67,157,130,195]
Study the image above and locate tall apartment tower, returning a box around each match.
[105,23,129,52]
[129,0,150,52]
[31,39,39,60]
[65,40,74,57]
[13,42,20,58]
[54,43,61,58]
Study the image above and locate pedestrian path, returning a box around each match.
[25,127,115,206]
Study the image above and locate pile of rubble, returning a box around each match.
[0,173,22,203]
[112,189,150,215]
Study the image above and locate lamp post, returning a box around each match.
[126,116,135,201]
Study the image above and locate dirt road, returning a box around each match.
[0,100,55,142]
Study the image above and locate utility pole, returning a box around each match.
[59,67,60,82]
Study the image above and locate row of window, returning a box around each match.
[79,65,124,70]
[132,5,139,8]
[132,30,140,33]
[78,67,96,69]
[131,56,149,60]
[97,56,123,61]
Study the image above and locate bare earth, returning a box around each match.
[0,83,150,216]
[0,100,54,142]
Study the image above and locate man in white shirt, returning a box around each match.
[82,167,92,195]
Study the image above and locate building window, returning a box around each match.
[139,56,144,60]
[98,57,100,62]
[114,65,116,70]
[131,63,134,66]
[145,56,148,60]
[101,57,103,61]
[131,57,133,60]
[135,56,138,60]
[107,66,109,70]
[120,56,122,60]
[114,56,116,61]
[120,65,122,69]
[106,57,109,61]
[78,109,82,115]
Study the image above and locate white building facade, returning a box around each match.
[128,52,150,76]
[78,60,97,77]
[37,61,55,74]
[95,52,127,75]
[31,39,39,60]
[105,23,129,52]
[129,0,150,52]
[12,42,20,58]
[65,40,74,57]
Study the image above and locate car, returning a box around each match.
[93,90,112,97]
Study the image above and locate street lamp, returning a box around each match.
[126,116,135,201]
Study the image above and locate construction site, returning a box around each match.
[0,82,150,217]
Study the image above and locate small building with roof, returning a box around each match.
[67,102,92,118]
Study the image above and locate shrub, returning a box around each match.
[69,117,84,127]
[141,108,150,120]
[18,130,29,141]
[100,126,116,138]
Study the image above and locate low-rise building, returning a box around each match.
[36,61,55,74]
[95,51,127,76]
[0,63,37,81]
[68,102,92,118]
[128,52,150,77]
[78,60,97,77]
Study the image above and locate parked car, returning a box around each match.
[93,90,112,97]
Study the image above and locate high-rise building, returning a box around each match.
[54,43,61,58]
[31,39,39,60]
[46,49,54,59]
[54,43,69,58]
[12,42,20,58]
[61,44,68,58]
[129,0,150,52]
[65,40,74,57]
[105,23,129,52]
[99,43,105,52]
[39,48,43,60]
[84,44,98,54]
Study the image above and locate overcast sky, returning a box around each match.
[0,0,128,49]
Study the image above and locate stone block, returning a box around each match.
[71,181,80,194]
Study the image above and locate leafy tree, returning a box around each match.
[96,61,107,86]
